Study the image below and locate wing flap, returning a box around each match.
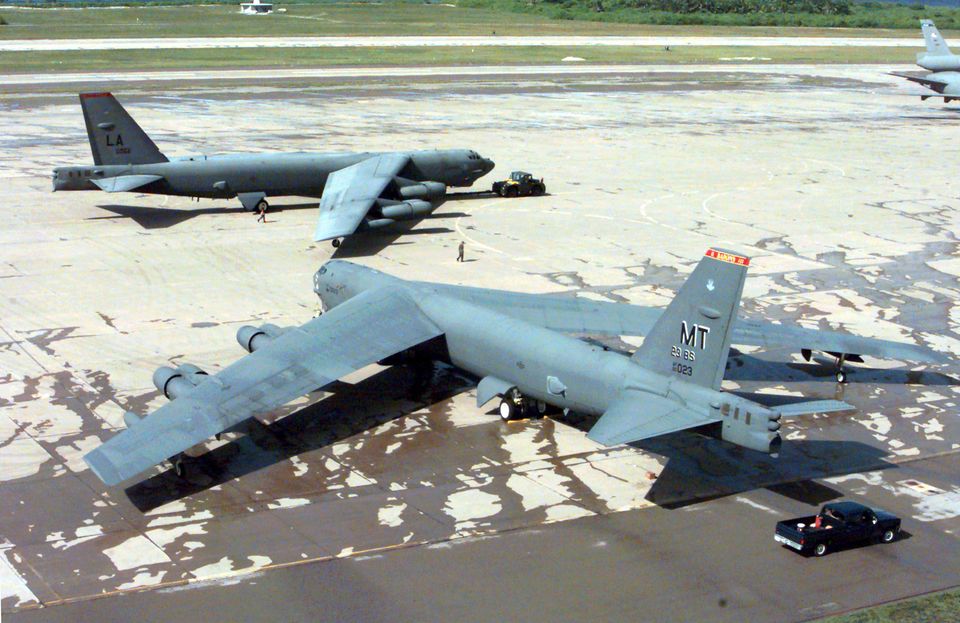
[84,286,441,486]
[314,153,410,241]
[588,390,717,447]
[91,174,163,193]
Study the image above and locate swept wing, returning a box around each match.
[91,174,163,193]
[314,153,409,242]
[84,285,441,486]
[429,285,945,363]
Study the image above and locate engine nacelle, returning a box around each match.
[236,323,287,353]
[398,181,446,201]
[720,402,782,456]
[153,363,208,400]
[380,200,433,220]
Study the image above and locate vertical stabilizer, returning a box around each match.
[631,249,749,390]
[921,19,952,56]
[80,93,167,166]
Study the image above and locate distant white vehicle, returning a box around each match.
[240,0,273,15]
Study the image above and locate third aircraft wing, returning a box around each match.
[314,153,410,242]
[427,284,946,364]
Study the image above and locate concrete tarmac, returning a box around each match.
[1,65,958,621]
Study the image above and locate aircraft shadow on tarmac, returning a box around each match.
[329,197,465,259]
[92,202,319,230]
[554,407,896,510]
[124,363,472,512]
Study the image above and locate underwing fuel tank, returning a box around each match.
[380,199,433,220]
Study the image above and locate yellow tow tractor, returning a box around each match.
[492,170,546,198]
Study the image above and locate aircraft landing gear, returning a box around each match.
[171,454,186,479]
[835,354,848,384]
[331,238,341,248]
[498,389,546,421]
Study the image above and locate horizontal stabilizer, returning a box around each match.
[91,174,163,193]
[776,399,855,418]
[588,390,716,447]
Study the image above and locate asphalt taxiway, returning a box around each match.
[1,65,958,621]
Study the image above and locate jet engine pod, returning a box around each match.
[236,323,287,353]
[721,405,782,456]
[153,363,208,400]
[380,200,433,220]
[398,181,446,201]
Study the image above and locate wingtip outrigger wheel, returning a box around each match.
[331,238,341,248]
[835,354,848,384]
[171,454,186,479]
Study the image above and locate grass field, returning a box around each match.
[815,587,960,623]
[0,44,920,73]
[0,4,957,40]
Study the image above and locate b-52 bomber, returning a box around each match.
[83,249,946,486]
[891,20,960,103]
[52,93,495,246]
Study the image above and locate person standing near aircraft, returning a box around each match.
[457,241,465,262]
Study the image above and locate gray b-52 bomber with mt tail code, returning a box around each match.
[52,93,495,246]
[83,248,947,487]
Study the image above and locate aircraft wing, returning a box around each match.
[91,174,163,193]
[314,153,410,242]
[588,389,718,446]
[83,285,441,486]
[732,318,948,363]
[429,286,946,363]
[424,283,663,335]
[890,72,950,92]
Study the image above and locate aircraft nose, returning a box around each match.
[482,158,495,173]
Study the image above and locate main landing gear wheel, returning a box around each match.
[331,238,341,248]
[499,398,517,421]
[255,199,269,213]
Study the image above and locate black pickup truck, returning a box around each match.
[775,501,901,557]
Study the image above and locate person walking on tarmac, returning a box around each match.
[456,241,465,262]
[257,203,267,224]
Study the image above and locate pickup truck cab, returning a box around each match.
[775,501,901,556]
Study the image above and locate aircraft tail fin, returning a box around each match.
[80,93,168,166]
[921,19,952,56]
[630,248,748,390]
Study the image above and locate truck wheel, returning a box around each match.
[505,186,518,198]
[882,529,897,543]
[533,184,545,196]
[814,543,827,557]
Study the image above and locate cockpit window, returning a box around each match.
[318,266,328,275]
